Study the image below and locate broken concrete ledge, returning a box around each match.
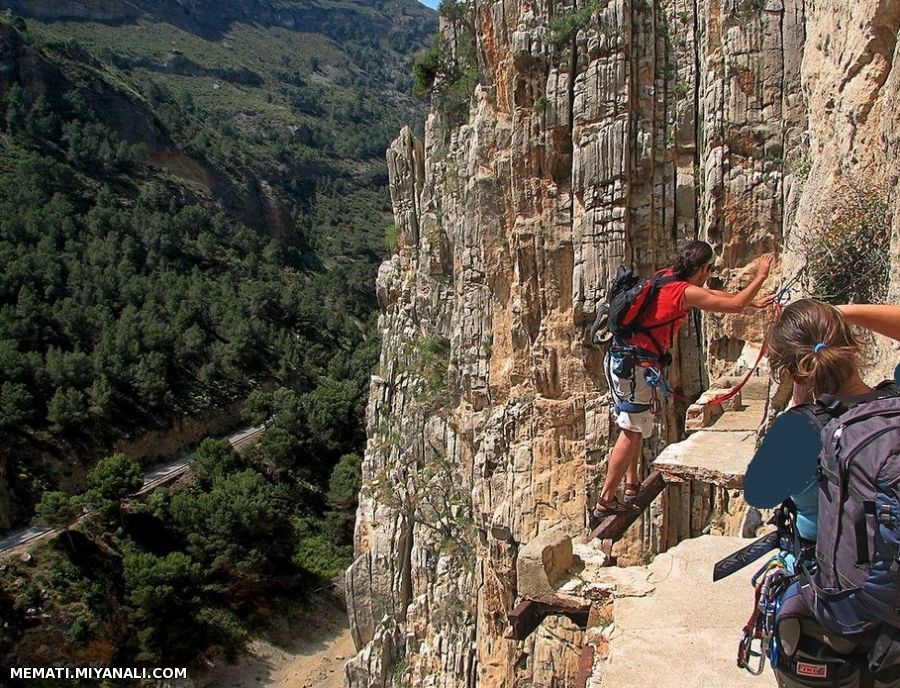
[516,522,588,611]
[653,430,757,489]
[685,376,768,432]
[596,535,778,688]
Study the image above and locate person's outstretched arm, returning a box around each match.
[706,289,777,309]
[838,304,900,342]
[683,253,776,314]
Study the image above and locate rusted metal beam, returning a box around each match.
[507,599,591,641]
[574,645,595,688]
[588,470,668,542]
[508,599,542,640]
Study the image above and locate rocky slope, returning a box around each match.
[348,0,900,686]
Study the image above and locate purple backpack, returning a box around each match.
[800,387,900,635]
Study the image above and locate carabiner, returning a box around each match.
[737,629,751,668]
[744,634,767,675]
[650,386,662,415]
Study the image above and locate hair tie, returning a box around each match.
[813,342,828,354]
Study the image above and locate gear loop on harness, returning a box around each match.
[737,551,800,676]
[644,366,669,396]
[649,385,662,416]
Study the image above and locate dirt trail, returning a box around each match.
[202,591,353,688]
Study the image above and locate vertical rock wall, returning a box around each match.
[785,0,900,375]
[347,0,900,686]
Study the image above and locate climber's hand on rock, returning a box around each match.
[756,252,776,279]
[751,292,777,309]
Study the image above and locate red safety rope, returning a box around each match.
[655,301,784,408]
[737,581,764,668]
[645,344,767,408]
[702,343,768,406]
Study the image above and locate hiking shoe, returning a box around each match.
[591,496,633,520]
[623,482,642,504]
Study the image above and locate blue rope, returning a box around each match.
[645,367,670,396]
[774,286,793,305]
[774,266,805,306]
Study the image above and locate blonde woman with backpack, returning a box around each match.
[746,300,900,544]
[743,300,900,688]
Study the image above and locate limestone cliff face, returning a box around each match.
[347,1,900,686]
[784,0,900,375]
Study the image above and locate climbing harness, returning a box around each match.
[605,345,653,415]
[738,553,797,675]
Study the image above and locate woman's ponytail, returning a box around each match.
[765,300,861,397]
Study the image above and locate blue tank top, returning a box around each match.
[791,481,818,541]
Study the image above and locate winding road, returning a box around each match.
[0,424,265,555]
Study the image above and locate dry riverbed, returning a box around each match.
[202,590,353,688]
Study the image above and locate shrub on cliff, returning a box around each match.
[412,1,479,127]
[549,0,609,46]
[804,180,891,305]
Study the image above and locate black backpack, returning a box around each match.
[590,265,680,358]
[790,382,900,635]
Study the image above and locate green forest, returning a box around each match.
[0,0,434,678]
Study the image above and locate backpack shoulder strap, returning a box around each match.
[788,401,841,431]
[874,380,900,397]
[631,274,683,359]
[650,273,680,287]
[818,382,900,414]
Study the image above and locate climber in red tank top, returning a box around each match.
[594,241,777,519]
[627,269,691,358]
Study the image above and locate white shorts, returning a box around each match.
[603,350,656,439]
